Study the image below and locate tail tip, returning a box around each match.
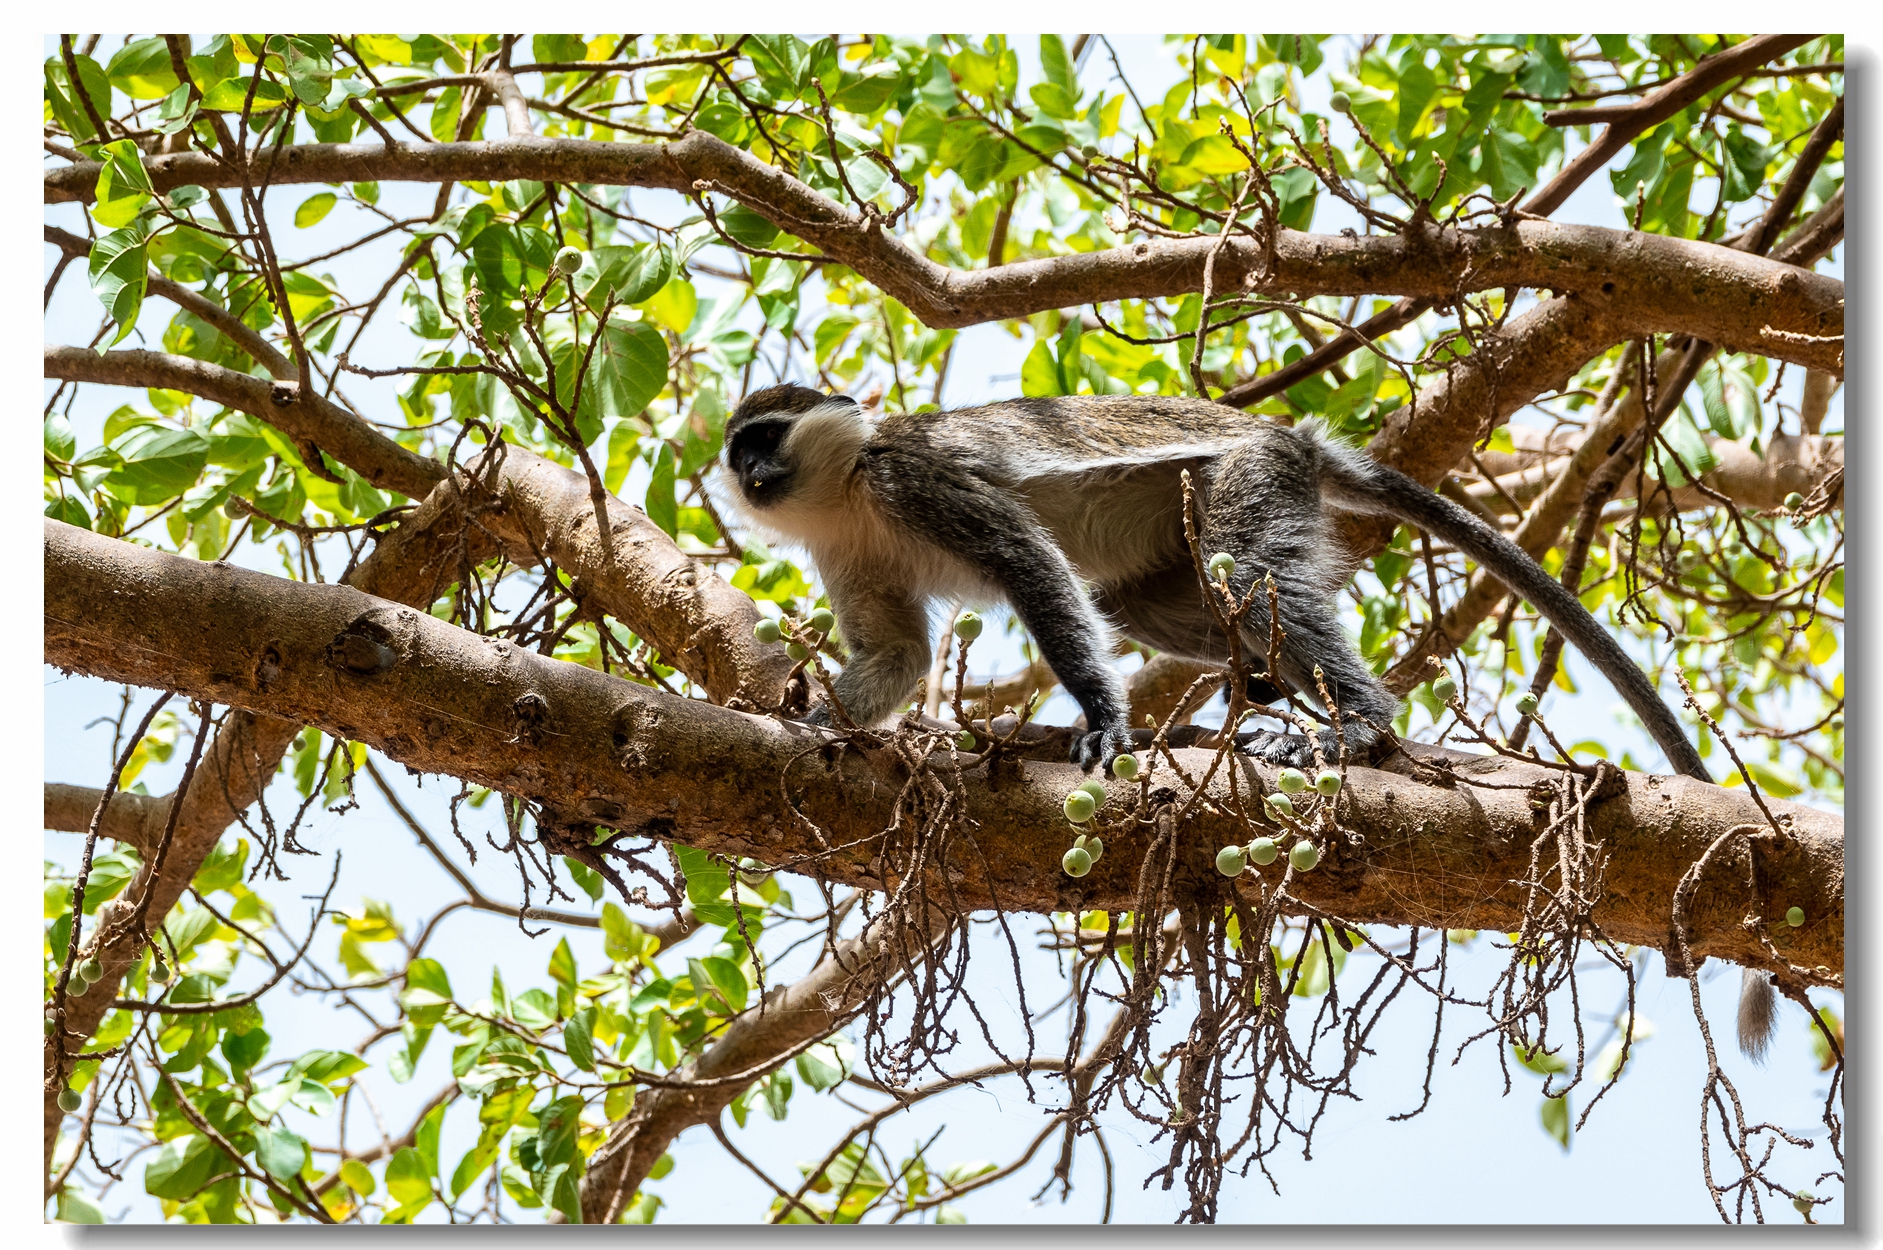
[1737,968,1778,1062]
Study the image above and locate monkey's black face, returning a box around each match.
[725,418,795,505]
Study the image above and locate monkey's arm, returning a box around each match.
[870,457,1131,769]
[812,570,932,729]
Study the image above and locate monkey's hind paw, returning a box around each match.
[1242,730,1316,769]
[1070,724,1134,774]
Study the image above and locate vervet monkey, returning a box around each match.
[718,385,1775,1054]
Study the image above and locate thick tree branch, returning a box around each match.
[45,521,1844,989]
[40,133,1842,369]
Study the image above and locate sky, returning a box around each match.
[33,33,1845,1226]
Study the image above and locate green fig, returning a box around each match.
[1207,552,1236,580]
[1516,692,1539,716]
[1289,841,1320,872]
[1265,792,1295,819]
[1248,836,1278,866]
[553,246,584,275]
[753,618,782,644]
[1786,906,1805,927]
[1277,768,1308,794]
[809,608,836,634]
[1110,753,1140,780]
[1314,769,1342,796]
[1063,791,1097,823]
[785,641,810,662]
[956,731,977,752]
[953,611,984,641]
[1329,90,1352,114]
[1432,673,1458,703]
[1063,846,1093,877]
[1216,845,1247,877]
[1785,492,1806,511]
[77,958,102,985]
[58,1088,82,1114]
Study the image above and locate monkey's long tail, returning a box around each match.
[1305,428,1781,1058]
[1309,432,1709,782]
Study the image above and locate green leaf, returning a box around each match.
[1511,1039,1569,1076]
[564,1005,597,1072]
[106,37,181,99]
[582,244,674,306]
[583,320,669,421]
[102,425,210,506]
[290,1049,369,1087]
[54,1189,105,1224]
[269,35,335,108]
[401,956,453,1025]
[717,203,779,249]
[145,1134,233,1200]
[46,496,92,529]
[795,1036,853,1092]
[1479,128,1538,202]
[510,988,557,1029]
[645,442,677,537]
[200,75,289,112]
[1540,1093,1572,1150]
[87,223,150,349]
[548,936,578,990]
[45,413,78,462]
[384,1146,434,1219]
[254,1124,309,1180]
[46,54,114,144]
[600,902,644,962]
[429,85,464,142]
[696,955,748,1013]
[563,855,603,902]
[294,192,337,228]
[92,138,154,230]
[1021,339,1064,397]
[1039,34,1077,93]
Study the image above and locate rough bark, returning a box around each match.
[45,521,1844,988]
[41,134,1843,369]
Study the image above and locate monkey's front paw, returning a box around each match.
[1070,724,1135,774]
[802,703,834,728]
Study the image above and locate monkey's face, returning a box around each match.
[724,417,795,506]
[721,385,867,518]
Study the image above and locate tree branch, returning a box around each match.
[45,520,1844,988]
[40,133,1842,368]
[44,346,444,501]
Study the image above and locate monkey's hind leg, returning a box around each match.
[1199,445,1401,770]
